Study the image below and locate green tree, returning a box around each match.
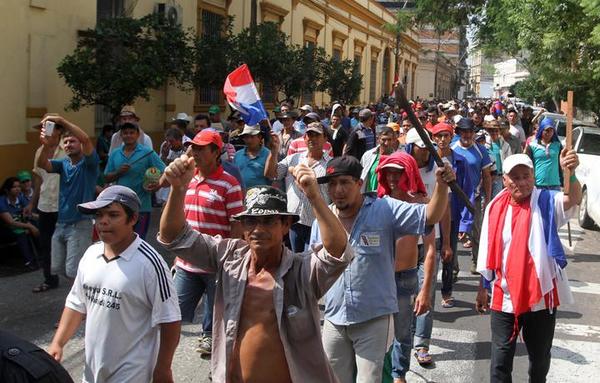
[231,22,292,100]
[475,0,600,115]
[57,14,194,120]
[193,16,237,91]
[279,44,327,104]
[382,9,415,84]
[318,57,363,104]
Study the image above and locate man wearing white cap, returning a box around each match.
[475,152,581,383]
[109,105,153,154]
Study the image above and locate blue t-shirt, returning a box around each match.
[0,194,29,234]
[451,142,492,194]
[310,195,428,325]
[234,146,272,189]
[105,144,166,213]
[51,152,100,223]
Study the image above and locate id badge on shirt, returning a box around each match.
[359,232,381,247]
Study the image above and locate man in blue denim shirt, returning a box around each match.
[310,155,455,383]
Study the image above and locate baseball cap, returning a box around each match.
[240,124,261,136]
[305,122,324,135]
[387,122,400,132]
[208,105,221,114]
[430,122,454,136]
[303,112,321,123]
[456,118,476,131]
[17,170,32,182]
[317,156,363,184]
[502,154,534,174]
[78,185,141,215]
[358,108,372,119]
[380,162,404,171]
[300,104,313,112]
[405,128,427,148]
[190,129,223,150]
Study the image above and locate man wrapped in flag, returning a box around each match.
[475,152,582,383]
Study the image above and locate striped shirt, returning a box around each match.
[287,137,334,158]
[175,166,244,273]
[275,152,331,226]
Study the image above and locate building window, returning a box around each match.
[333,49,342,61]
[197,9,225,105]
[370,60,377,102]
[97,0,124,22]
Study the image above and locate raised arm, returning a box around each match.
[41,115,94,155]
[292,165,347,258]
[561,148,582,211]
[159,154,196,243]
[425,163,455,226]
[264,133,281,179]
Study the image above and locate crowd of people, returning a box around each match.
[0,94,582,383]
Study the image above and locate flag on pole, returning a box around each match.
[223,64,268,126]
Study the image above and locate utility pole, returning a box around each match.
[250,0,257,30]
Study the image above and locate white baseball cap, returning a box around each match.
[405,128,427,148]
[300,104,313,112]
[503,154,534,174]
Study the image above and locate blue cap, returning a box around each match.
[78,185,141,214]
[456,118,475,131]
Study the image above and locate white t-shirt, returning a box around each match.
[109,129,153,154]
[66,235,180,383]
[419,165,440,241]
[33,145,66,213]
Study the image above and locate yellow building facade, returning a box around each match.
[0,0,419,181]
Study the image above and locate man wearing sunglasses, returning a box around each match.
[158,155,351,382]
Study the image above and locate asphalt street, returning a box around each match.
[1,208,599,382]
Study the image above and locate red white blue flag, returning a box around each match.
[223,64,268,126]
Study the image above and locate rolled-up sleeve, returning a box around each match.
[157,224,223,272]
[309,243,354,299]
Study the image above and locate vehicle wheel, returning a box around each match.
[579,188,596,230]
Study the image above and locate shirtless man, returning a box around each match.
[375,152,436,383]
[158,153,352,382]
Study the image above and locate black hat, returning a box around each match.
[232,186,299,222]
[280,111,297,119]
[303,112,321,123]
[317,156,363,184]
[456,118,475,131]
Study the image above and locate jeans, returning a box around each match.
[51,219,93,278]
[322,315,393,383]
[391,268,419,379]
[289,223,311,253]
[174,266,215,335]
[38,211,58,286]
[15,233,37,265]
[440,221,459,297]
[134,212,151,240]
[413,241,440,350]
[490,309,556,383]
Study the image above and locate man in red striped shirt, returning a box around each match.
[174,129,244,356]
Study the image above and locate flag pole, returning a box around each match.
[393,82,475,213]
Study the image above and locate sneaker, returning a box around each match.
[196,335,212,355]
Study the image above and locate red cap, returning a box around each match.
[430,122,454,136]
[191,129,223,150]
